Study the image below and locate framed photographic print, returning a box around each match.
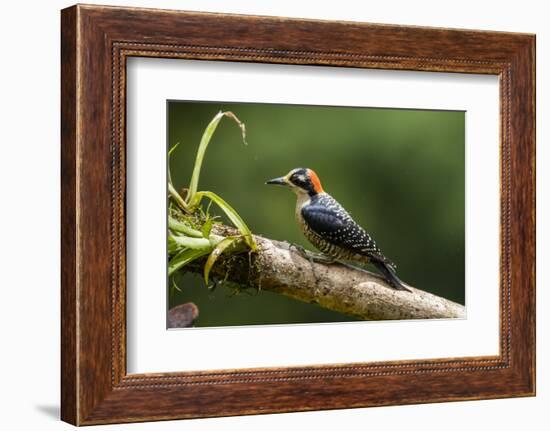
[61,4,535,425]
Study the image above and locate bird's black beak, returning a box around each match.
[266,176,287,186]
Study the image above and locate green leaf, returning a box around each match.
[168,182,189,212]
[167,235,180,255]
[167,142,180,187]
[202,218,213,238]
[168,216,202,237]
[168,142,180,157]
[186,111,247,204]
[170,235,215,250]
[169,278,182,303]
[168,248,210,277]
[171,278,182,293]
[203,237,242,285]
[190,191,257,251]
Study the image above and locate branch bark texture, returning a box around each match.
[195,227,465,321]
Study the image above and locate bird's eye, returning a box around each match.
[290,173,307,187]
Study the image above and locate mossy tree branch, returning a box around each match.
[188,226,465,321]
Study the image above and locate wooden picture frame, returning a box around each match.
[61,4,535,425]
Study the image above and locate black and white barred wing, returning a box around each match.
[301,196,396,270]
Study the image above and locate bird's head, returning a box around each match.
[266,168,324,196]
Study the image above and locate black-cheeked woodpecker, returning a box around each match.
[266,167,411,291]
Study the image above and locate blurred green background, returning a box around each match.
[168,101,465,327]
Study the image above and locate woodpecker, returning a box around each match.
[266,167,410,291]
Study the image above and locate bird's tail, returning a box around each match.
[372,259,412,292]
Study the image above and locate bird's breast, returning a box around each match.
[294,194,321,248]
[294,193,311,225]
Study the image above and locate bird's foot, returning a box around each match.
[288,243,336,264]
[308,253,337,264]
[288,243,337,286]
[288,242,308,257]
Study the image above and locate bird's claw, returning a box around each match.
[288,243,335,264]
[288,242,308,257]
